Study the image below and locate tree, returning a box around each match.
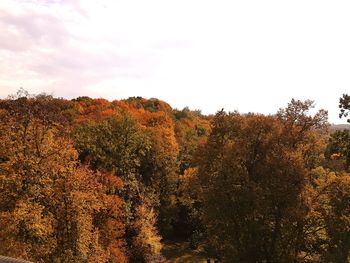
[177,168,204,243]
[74,104,181,238]
[92,172,128,263]
[307,167,350,262]
[131,194,164,263]
[339,94,350,123]
[73,113,164,262]
[173,108,210,174]
[325,129,350,171]
[197,100,328,262]
[0,93,127,262]
[0,93,75,261]
[138,111,179,237]
[322,173,350,262]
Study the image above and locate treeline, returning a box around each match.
[0,90,349,262]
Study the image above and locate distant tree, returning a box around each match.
[73,96,93,103]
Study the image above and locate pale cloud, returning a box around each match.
[0,0,152,98]
[0,0,349,123]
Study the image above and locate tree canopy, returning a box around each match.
[1,91,350,262]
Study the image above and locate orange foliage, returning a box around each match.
[75,98,119,123]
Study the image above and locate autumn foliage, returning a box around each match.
[1,90,350,262]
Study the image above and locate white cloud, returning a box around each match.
[0,0,349,123]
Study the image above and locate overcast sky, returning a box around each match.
[0,0,349,123]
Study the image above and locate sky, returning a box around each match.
[0,0,349,123]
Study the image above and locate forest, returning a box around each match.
[0,90,350,263]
